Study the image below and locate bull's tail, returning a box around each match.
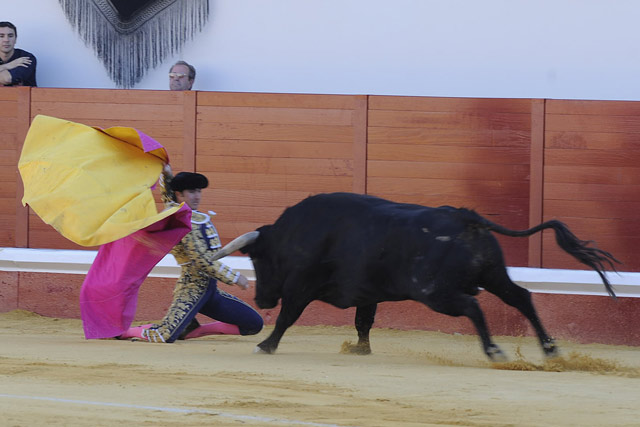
[474,214,620,298]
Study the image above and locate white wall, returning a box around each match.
[5,0,640,100]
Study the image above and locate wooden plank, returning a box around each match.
[196,122,354,142]
[368,160,529,181]
[540,216,640,237]
[546,99,640,116]
[198,205,287,224]
[197,106,353,126]
[0,133,18,150]
[369,192,529,216]
[368,127,531,147]
[215,221,278,241]
[0,198,16,214]
[31,102,183,121]
[545,113,640,133]
[369,96,532,113]
[544,199,640,220]
[203,172,351,192]
[368,110,531,131]
[197,92,358,109]
[197,140,353,159]
[182,91,196,172]
[0,170,16,186]
[23,118,185,138]
[197,156,354,176]
[529,99,545,267]
[31,88,182,105]
[1,99,17,242]
[545,149,640,167]
[545,182,640,202]
[0,227,15,247]
[546,130,640,150]
[0,88,19,101]
[352,95,367,194]
[0,182,17,198]
[368,145,530,164]
[0,100,18,117]
[545,165,640,185]
[209,189,317,208]
[0,149,18,165]
[26,230,91,250]
[0,117,19,130]
[367,177,529,199]
[15,86,30,248]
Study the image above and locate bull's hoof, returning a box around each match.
[486,345,508,362]
[340,340,372,355]
[254,342,276,354]
[542,339,559,358]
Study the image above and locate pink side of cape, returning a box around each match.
[80,204,191,339]
[137,129,163,152]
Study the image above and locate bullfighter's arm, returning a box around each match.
[181,229,249,289]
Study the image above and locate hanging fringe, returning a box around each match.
[59,0,209,88]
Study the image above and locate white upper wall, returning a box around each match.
[5,0,640,100]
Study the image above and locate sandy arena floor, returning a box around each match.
[0,310,639,427]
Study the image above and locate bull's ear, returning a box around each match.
[212,231,260,261]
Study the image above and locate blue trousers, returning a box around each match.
[164,279,263,343]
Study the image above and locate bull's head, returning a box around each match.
[211,229,281,309]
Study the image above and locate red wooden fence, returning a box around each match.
[3,88,639,272]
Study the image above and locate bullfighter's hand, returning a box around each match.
[236,274,250,290]
[163,163,172,176]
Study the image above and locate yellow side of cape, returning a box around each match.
[18,115,183,247]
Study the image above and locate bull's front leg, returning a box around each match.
[342,304,377,355]
[255,296,310,354]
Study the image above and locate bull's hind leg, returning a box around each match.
[421,292,507,361]
[481,267,558,358]
[343,304,377,355]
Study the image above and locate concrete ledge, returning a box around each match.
[1,247,638,297]
[0,248,256,280]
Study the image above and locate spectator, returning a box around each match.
[0,21,37,87]
[169,60,195,91]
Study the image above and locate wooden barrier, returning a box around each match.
[1,87,639,345]
[367,96,533,265]
[4,87,639,272]
[543,100,640,271]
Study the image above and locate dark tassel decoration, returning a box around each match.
[59,0,209,88]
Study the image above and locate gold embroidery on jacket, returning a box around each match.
[151,171,240,341]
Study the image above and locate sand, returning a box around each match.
[1,310,639,427]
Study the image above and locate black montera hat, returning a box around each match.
[170,172,209,192]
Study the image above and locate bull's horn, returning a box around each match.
[211,231,260,261]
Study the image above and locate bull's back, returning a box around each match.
[269,193,485,304]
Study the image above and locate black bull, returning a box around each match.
[212,192,618,361]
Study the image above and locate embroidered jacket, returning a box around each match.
[160,172,240,287]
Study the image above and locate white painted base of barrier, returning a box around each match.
[1,247,638,297]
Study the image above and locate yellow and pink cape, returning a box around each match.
[19,115,192,339]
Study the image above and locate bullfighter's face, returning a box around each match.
[175,188,202,210]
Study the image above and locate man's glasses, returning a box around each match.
[169,72,188,78]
